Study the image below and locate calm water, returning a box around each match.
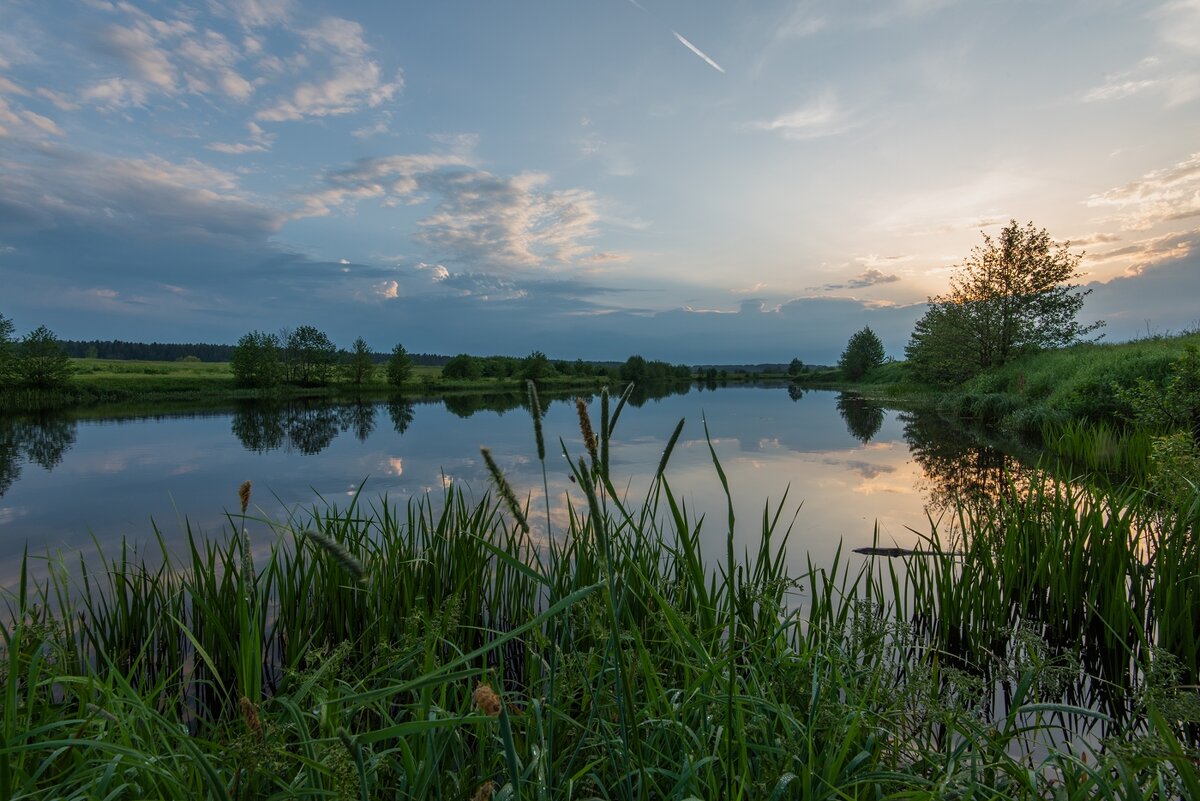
[0,386,1016,585]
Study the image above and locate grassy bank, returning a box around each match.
[4,402,1198,799]
[0,358,629,412]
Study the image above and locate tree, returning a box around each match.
[285,325,337,386]
[788,358,805,377]
[838,326,884,380]
[906,220,1103,385]
[14,325,73,389]
[519,350,551,382]
[230,331,283,389]
[442,353,482,380]
[342,337,375,385]
[0,312,14,384]
[386,343,413,388]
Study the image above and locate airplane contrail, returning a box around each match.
[672,30,726,73]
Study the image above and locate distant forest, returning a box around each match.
[60,339,451,366]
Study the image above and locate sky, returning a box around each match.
[1,0,1198,364]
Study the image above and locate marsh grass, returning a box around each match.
[2,406,1198,798]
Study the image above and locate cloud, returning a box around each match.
[219,0,295,29]
[748,92,853,140]
[299,154,615,270]
[1086,228,1199,274]
[1086,151,1200,230]
[814,269,902,291]
[256,17,403,121]
[208,121,275,154]
[671,31,725,74]
[0,89,63,141]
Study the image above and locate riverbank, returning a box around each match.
[796,331,1200,437]
[5,409,1197,799]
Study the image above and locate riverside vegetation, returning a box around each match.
[3,383,1199,800]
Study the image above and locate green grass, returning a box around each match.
[3,404,1198,799]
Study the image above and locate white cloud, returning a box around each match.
[207,121,275,154]
[374,280,399,299]
[748,92,853,140]
[1086,151,1200,230]
[82,76,149,109]
[671,31,725,74]
[256,17,403,121]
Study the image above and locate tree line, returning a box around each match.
[824,220,1103,386]
[58,338,451,366]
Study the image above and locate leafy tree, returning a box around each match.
[286,325,337,386]
[386,343,414,388]
[442,353,482,380]
[788,358,805,377]
[838,326,884,380]
[906,220,1103,385]
[0,312,14,384]
[519,350,551,382]
[230,331,283,389]
[14,326,73,389]
[342,337,375,386]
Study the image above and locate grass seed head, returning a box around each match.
[298,529,368,582]
[575,396,599,467]
[480,447,530,534]
[471,781,497,801]
[239,696,263,738]
[238,480,252,514]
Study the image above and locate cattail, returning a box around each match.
[656,417,686,480]
[480,447,530,534]
[238,480,252,514]
[239,696,263,738]
[575,397,598,469]
[526,380,545,462]
[298,529,368,582]
[473,682,502,717]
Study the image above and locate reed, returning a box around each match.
[2,415,1198,799]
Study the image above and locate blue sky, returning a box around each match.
[1,0,1198,363]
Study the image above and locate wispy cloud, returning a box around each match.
[208,121,275,154]
[813,269,902,291]
[1086,151,1200,230]
[256,17,403,121]
[1087,228,1199,274]
[747,92,853,140]
[671,31,725,73]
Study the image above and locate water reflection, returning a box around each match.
[230,400,377,455]
[0,414,78,497]
[900,409,1032,514]
[387,399,415,434]
[835,393,884,444]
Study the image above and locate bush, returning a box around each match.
[14,325,72,389]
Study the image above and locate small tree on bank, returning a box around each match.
[788,358,805,377]
[230,330,283,388]
[839,326,885,380]
[386,343,413,389]
[342,337,375,386]
[15,325,72,389]
[286,325,337,386]
[0,312,14,383]
[906,220,1103,385]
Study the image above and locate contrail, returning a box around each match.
[672,30,725,73]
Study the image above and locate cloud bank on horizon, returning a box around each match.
[1,0,1198,363]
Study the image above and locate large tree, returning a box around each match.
[838,326,885,380]
[342,337,375,386]
[386,343,413,388]
[285,325,337,386]
[907,220,1102,385]
[230,331,283,389]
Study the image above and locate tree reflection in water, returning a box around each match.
[231,400,376,455]
[387,399,415,435]
[900,408,1035,516]
[0,414,79,497]
[835,392,884,444]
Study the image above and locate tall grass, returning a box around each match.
[2,411,1198,798]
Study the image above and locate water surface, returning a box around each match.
[0,386,1015,584]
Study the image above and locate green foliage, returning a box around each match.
[13,325,73,389]
[341,336,375,386]
[442,353,482,380]
[283,325,337,386]
[0,311,14,382]
[230,330,283,389]
[787,357,804,377]
[838,325,884,379]
[518,350,551,382]
[618,354,691,384]
[907,221,1102,385]
[386,343,413,388]
[1119,344,1200,507]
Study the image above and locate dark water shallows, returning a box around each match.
[0,386,997,585]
